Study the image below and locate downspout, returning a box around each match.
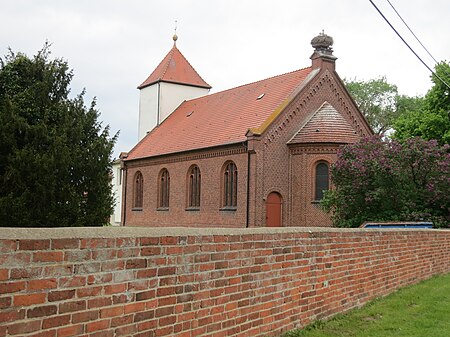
[157,82,161,125]
[246,148,251,228]
[288,148,293,226]
[121,161,128,226]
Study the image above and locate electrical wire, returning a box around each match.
[386,0,439,65]
[369,0,450,90]
[385,0,450,81]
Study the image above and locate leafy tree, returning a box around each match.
[345,76,407,135]
[394,61,450,144]
[322,136,450,228]
[0,44,117,227]
[396,94,424,116]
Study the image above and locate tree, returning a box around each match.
[345,76,406,135]
[394,61,450,144]
[321,136,450,228]
[0,44,117,227]
[396,94,424,116]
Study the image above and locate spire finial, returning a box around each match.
[172,20,178,45]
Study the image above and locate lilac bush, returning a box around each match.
[322,136,450,227]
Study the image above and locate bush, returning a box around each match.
[322,136,450,227]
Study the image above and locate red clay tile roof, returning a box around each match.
[138,44,211,89]
[288,102,360,144]
[127,67,313,160]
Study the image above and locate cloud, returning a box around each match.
[1,0,449,157]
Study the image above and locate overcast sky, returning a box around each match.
[1,0,449,158]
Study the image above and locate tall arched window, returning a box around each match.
[188,165,201,208]
[222,161,237,208]
[315,162,329,201]
[133,171,143,209]
[158,169,170,208]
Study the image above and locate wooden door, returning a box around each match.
[266,192,282,227]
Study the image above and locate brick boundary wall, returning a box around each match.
[0,227,449,337]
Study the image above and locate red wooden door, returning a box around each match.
[266,192,282,227]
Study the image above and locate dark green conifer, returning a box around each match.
[0,44,117,227]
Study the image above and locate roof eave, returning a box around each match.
[287,141,349,146]
[124,140,248,163]
[137,79,212,90]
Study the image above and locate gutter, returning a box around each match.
[157,82,161,126]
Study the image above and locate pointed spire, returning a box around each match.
[137,32,211,90]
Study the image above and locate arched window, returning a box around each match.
[222,161,237,208]
[315,162,329,201]
[158,169,170,208]
[188,165,201,208]
[133,171,143,209]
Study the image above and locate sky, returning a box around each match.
[1,0,449,158]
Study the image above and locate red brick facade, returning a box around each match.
[122,35,372,228]
[1,227,449,337]
[124,145,249,227]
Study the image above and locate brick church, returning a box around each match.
[121,32,372,228]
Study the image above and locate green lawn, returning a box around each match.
[283,273,450,337]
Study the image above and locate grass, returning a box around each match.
[283,273,450,337]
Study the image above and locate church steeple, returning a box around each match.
[137,35,211,140]
[138,35,211,90]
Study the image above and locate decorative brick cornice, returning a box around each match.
[289,143,343,155]
[125,145,247,168]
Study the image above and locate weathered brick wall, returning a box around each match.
[124,146,249,228]
[1,227,449,337]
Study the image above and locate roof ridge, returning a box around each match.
[158,45,176,81]
[209,66,312,96]
[137,47,174,89]
[299,101,330,131]
[174,46,210,88]
[287,101,360,145]
[287,102,330,144]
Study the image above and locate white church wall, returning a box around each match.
[110,160,122,226]
[138,84,158,140]
[159,82,209,123]
[138,82,209,140]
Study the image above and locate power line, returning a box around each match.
[385,0,450,82]
[368,0,450,91]
[385,0,439,65]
